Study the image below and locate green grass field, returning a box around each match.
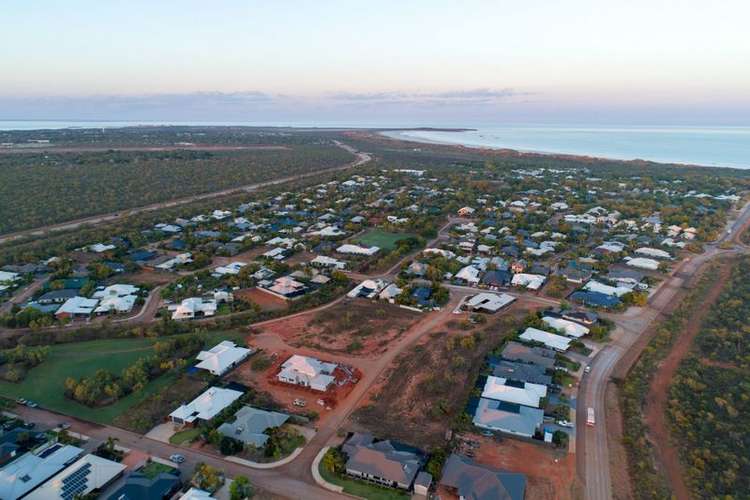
[355,229,416,252]
[0,331,244,425]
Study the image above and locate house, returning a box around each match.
[194,341,252,376]
[414,471,432,496]
[154,253,193,271]
[55,296,99,319]
[481,270,512,289]
[105,471,181,500]
[582,280,631,297]
[379,283,402,302]
[0,443,84,500]
[37,289,79,305]
[169,387,244,426]
[500,341,556,369]
[625,257,660,270]
[570,290,621,308]
[217,406,289,448]
[310,255,346,270]
[88,243,116,253]
[455,266,481,286]
[342,434,423,491]
[92,284,140,315]
[465,293,515,313]
[457,207,476,217]
[542,315,590,338]
[519,327,572,351]
[511,273,546,290]
[277,354,337,391]
[0,271,20,285]
[170,297,217,320]
[488,358,552,385]
[27,453,126,500]
[560,263,592,284]
[213,262,246,276]
[179,488,215,500]
[263,276,308,299]
[635,247,672,259]
[336,244,380,256]
[348,279,388,299]
[440,454,526,500]
[481,375,547,408]
[472,398,544,438]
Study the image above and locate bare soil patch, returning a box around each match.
[465,433,576,500]
[350,307,530,450]
[235,288,289,312]
[257,299,420,357]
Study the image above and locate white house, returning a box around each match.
[213,262,247,276]
[310,255,346,270]
[583,280,632,297]
[481,376,548,408]
[336,244,379,256]
[55,296,99,318]
[277,354,337,391]
[171,297,217,320]
[455,266,481,286]
[169,387,243,425]
[635,247,672,259]
[465,293,515,313]
[26,453,126,500]
[195,341,253,376]
[511,273,546,290]
[626,257,660,270]
[519,327,571,351]
[542,316,590,338]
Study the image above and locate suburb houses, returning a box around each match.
[194,341,253,376]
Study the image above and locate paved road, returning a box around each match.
[0,141,370,245]
[579,199,750,500]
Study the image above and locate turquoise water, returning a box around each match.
[388,126,750,169]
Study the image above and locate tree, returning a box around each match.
[321,447,346,474]
[229,475,254,500]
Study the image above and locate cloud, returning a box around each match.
[325,88,529,106]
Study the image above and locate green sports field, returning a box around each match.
[0,331,244,424]
[355,229,416,252]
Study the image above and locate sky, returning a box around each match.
[1,0,749,126]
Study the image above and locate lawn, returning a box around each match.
[319,463,410,500]
[0,330,245,425]
[355,229,416,252]
[140,460,178,479]
[169,427,202,445]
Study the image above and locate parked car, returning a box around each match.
[170,454,185,464]
[59,423,71,430]
[556,420,574,428]
[25,401,38,408]
[584,365,591,374]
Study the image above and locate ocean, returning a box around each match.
[385,126,750,169]
[1,121,748,169]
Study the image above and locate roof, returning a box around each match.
[336,244,379,256]
[26,453,126,500]
[0,444,83,500]
[489,359,552,385]
[344,436,422,487]
[440,454,526,500]
[519,327,572,351]
[217,406,289,447]
[105,471,180,500]
[55,296,98,316]
[542,316,590,338]
[500,341,556,369]
[169,387,244,423]
[179,488,215,500]
[481,376,547,408]
[570,290,621,308]
[466,293,515,312]
[472,398,544,437]
[195,341,252,375]
[583,280,631,297]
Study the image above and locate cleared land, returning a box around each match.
[258,299,420,356]
[0,331,243,424]
[355,229,417,251]
[351,307,529,450]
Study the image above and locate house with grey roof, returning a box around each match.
[472,398,544,438]
[489,358,552,386]
[440,454,526,500]
[342,433,423,491]
[500,341,556,370]
[217,406,289,448]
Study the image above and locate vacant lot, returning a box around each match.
[355,229,416,251]
[259,299,420,356]
[235,288,289,312]
[0,331,244,424]
[352,308,528,449]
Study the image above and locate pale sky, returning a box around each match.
[1,0,749,125]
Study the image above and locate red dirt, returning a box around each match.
[643,259,732,500]
[466,433,576,500]
[255,299,420,357]
[235,288,289,312]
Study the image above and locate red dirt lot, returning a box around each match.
[255,299,421,357]
[235,287,289,312]
[228,347,362,425]
[466,433,577,500]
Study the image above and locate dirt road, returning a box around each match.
[0,141,370,245]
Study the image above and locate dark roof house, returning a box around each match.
[440,453,526,500]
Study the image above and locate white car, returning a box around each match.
[584,365,591,374]
[170,454,185,464]
[557,420,574,428]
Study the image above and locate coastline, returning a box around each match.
[378,129,749,170]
